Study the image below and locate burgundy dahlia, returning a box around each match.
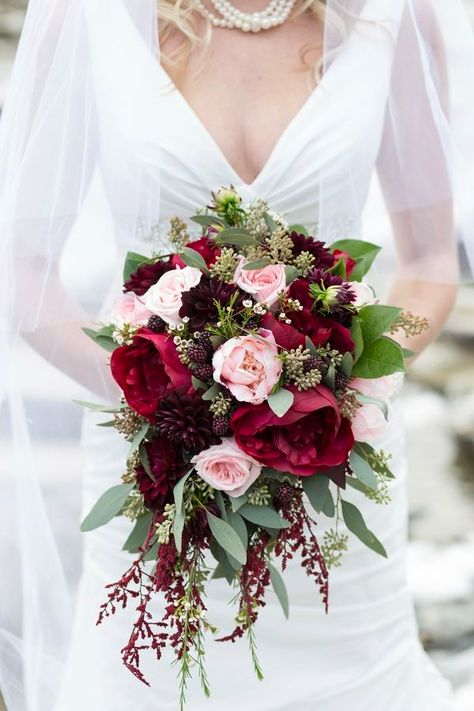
[154,390,218,452]
[124,259,173,296]
[179,275,245,331]
[289,232,336,269]
[135,436,187,510]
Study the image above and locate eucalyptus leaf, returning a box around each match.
[346,477,370,494]
[80,483,134,532]
[358,305,402,347]
[238,504,290,530]
[212,557,236,584]
[202,383,221,401]
[143,540,160,562]
[288,224,308,236]
[214,490,227,519]
[305,336,318,355]
[82,327,116,353]
[230,494,248,512]
[349,450,378,491]
[354,393,389,420]
[214,228,257,247]
[284,265,299,285]
[224,510,248,571]
[341,352,354,377]
[206,511,247,565]
[263,211,278,232]
[190,214,227,228]
[303,475,330,514]
[341,499,387,557]
[180,246,210,272]
[173,470,193,553]
[269,563,290,619]
[323,364,336,390]
[96,420,116,428]
[351,336,406,379]
[242,258,272,270]
[139,442,152,475]
[268,388,294,418]
[128,422,149,457]
[73,400,121,414]
[321,489,336,518]
[123,512,153,553]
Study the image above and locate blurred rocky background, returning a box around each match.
[1,1,473,710]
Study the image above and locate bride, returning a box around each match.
[1,1,474,709]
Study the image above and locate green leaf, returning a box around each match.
[230,494,248,512]
[242,258,272,270]
[303,475,330,514]
[179,246,210,272]
[288,224,308,236]
[73,400,121,414]
[80,483,134,532]
[128,422,149,458]
[269,563,290,619]
[96,420,116,428]
[263,211,278,233]
[123,251,149,282]
[213,228,257,247]
[402,348,415,359]
[212,556,236,584]
[238,504,290,530]
[330,239,381,281]
[351,336,406,379]
[202,383,221,401]
[341,498,387,557]
[305,336,318,356]
[123,512,153,553]
[346,477,370,494]
[143,540,160,562]
[173,470,193,553]
[206,510,247,565]
[225,510,249,571]
[213,490,228,519]
[323,364,336,390]
[354,442,394,479]
[268,388,294,418]
[354,392,389,420]
[349,450,378,491]
[350,318,364,362]
[82,327,116,353]
[190,214,227,228]
[329,258,347,279]
[191,376,207,391]
[284,265,299,285]
[358,305,402,347]
[321,489,336,517]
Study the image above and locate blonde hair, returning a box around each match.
[157,1,328,80]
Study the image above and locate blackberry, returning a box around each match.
[304,354,325,372]
[188,343,210,364]
[246,319,259,331]
[193,363,214,381]
[212,416,230,437]
[335,371,350,391]
[275,481,295,505]
[147,315,167,333]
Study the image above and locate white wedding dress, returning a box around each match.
[49,58,455,711]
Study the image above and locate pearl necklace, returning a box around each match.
[193,0,297,32]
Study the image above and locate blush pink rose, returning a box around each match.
[110,293,152,328]
[212,329,282,404]
[142,266,202,326]
[349,376,402,443]
[191,437,262,498]
[234,258,287,306]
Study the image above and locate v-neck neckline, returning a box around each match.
[158,63,328,190]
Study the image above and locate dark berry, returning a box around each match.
[305,355,325,372]
[335,371,350,391]
[193,364,214,381]
[275,481,295,505]
[147,315,167,333]
[188,343,210,364]
[212,416,230,436]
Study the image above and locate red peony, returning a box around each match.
[231,386,354,476]
[110,329,192,418]
[135,436,188,510]
[172,236,221,269]
[261,309,354,355]
[333,249,357,277]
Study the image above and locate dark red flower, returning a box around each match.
[124,259,173,296]
[155,390,218,452]
[261,308,354,355]
[289,232,336,269]
[171,237,222,269]
[135,436,187,510]
[333,249,357,278]
[231,386,354,476]
[110,329,192,418]
[179,276,245,331]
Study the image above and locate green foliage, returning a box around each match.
[180,246,210,272]
[350,318,364,362]
[190,214,227,228]
[123,251,149,282]
[238,504,290,530]
[340,498,387,557]
[242,257,272,270]
[80,483,135,532]
[303,474,330,514]
[213,228,258,247]
[269,563,290,619]
[122,512,153,553]
[173,470,193,553]
[82,325,116,352]
[351,336,406,378]
[329,239,381,281]
[358,305,402,347]
[267,388,294,418]
[206,511,247,565]
[349,450,378,491]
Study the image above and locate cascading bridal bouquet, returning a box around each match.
[79,187,428,708]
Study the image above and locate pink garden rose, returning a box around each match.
[143,266,202,326]
[234,258,287,306]
[191,437,262,498]
[212,329,282,404]
[349,376,401,443]
[110,293,152,328]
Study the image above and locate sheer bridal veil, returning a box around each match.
[1,1,474,708]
